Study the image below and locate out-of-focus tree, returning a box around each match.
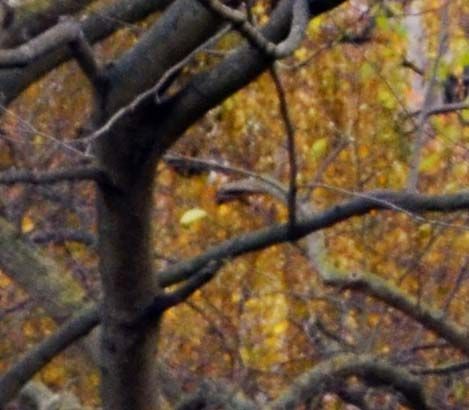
[0,0,468,409]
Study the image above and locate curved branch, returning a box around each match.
[0,21,83,67]
[148,0,347,155]
[268,353,430,410]
[0,306,99,406]
[198,0,309,59]
[175,380,257,410]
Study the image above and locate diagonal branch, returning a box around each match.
[0,306,99,406]
[75,25,230,146]
[0,259,220,406]
[413,360,469,376]
[0,18,104,90]
[164,154,287,199]
[215,175,469,359]
[410,101,469,117]
[149,0,348,156]
[157,190,469,287]
[159,260,222,310]
[28,229,97,247]
[321,268,469,356]
[1,189,468,403]
[0,21,83,67]
[139,260,223,325]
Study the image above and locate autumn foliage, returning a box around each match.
[0,1,468,409]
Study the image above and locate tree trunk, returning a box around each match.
[96,129,160,409]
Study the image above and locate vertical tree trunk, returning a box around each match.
[96,129,160,409]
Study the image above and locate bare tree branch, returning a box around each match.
[198,0,310,59]
[159,260,222,310]
[164,154,287,200]
[76,25,230,146]
[28,229,97,247]
[0,0,175,105]
[268,353,430,410]
[0,20,83,67]
[175,380,257,410]
[0,18,105,90]
[270,64,298,231]
[0,217,90,323]
[0,166,110,186]
[0,19,101,86]
[0,306,99,406]
[322,268,469,357]
[413,360,469,376]
[149,0,347,156]
[134,261,224,328]
[158,190,469,287]
[1,0,95,47]
[410,101,469,117]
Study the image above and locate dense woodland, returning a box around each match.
[0,0,468,409]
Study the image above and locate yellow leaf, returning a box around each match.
[0,273,11,288]
[179,208,208,226]
[294,47,308,60]
[307,16,323,37]
[21,215,35,233]
[310,137,328,159]
[418,223,432,238]
[272,320,288,335]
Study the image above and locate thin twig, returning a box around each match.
[442,258,469,313]
[270,64,298,232]
[409,101,469,117]
[412,360,469,376]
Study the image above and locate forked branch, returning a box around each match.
[0,19,103,89]
[198,0,310,59]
